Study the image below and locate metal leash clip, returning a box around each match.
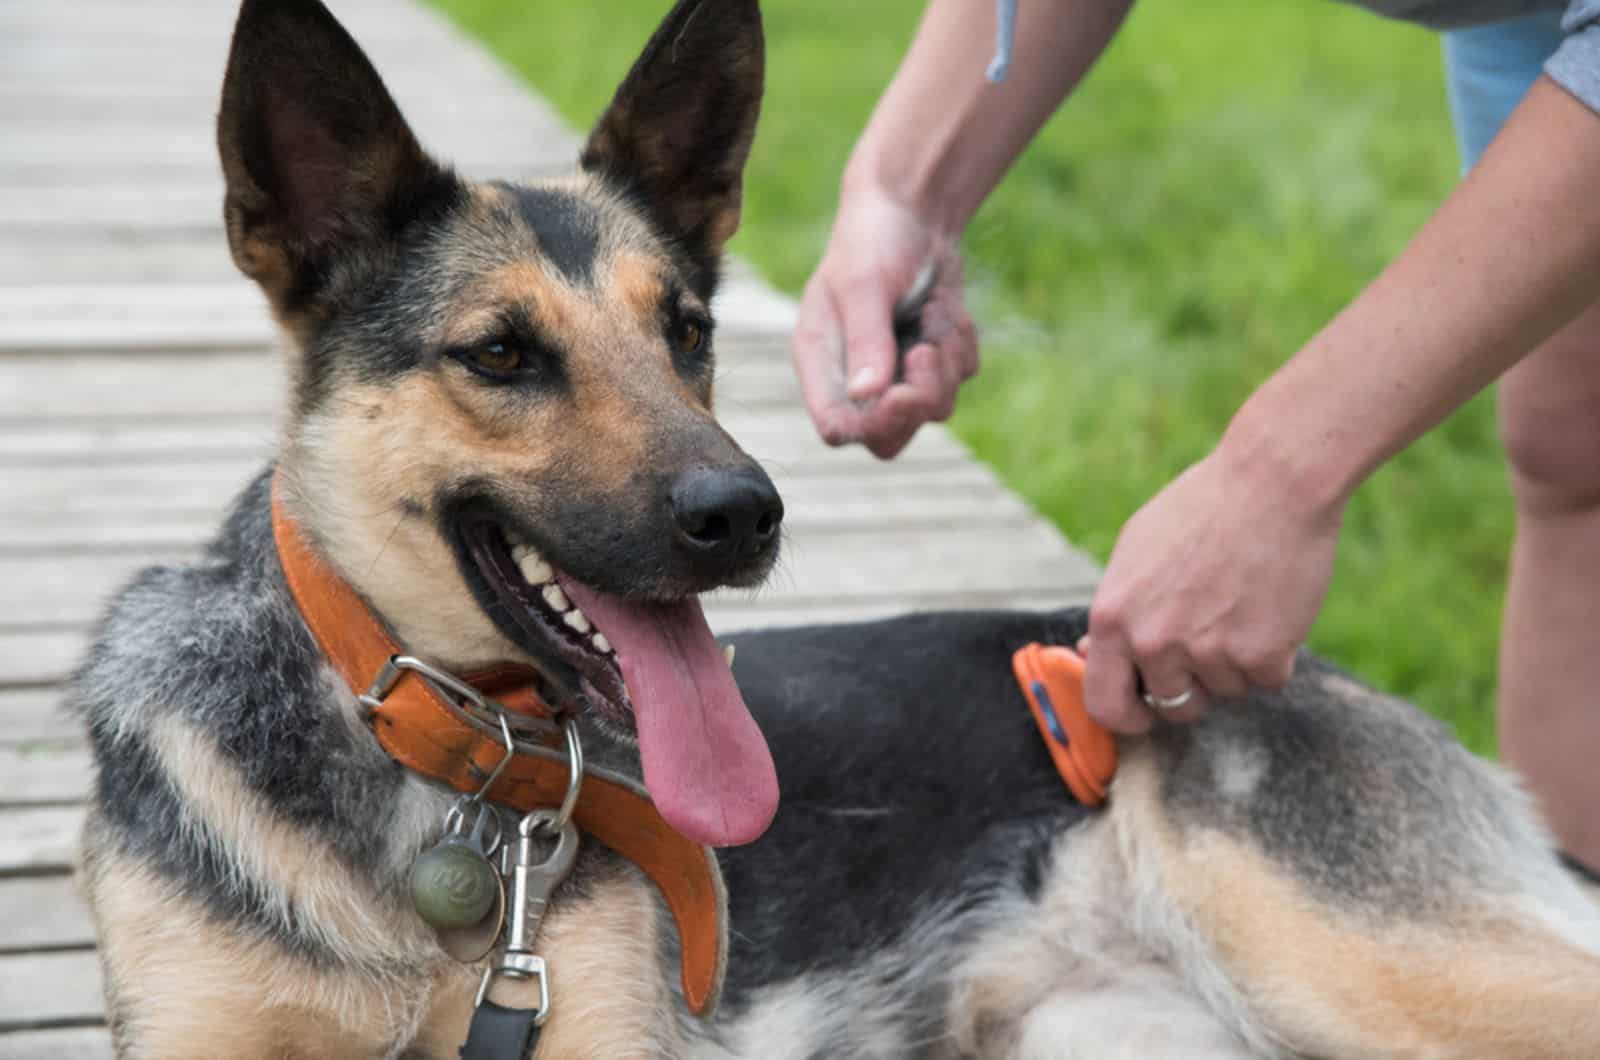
[461,719,583,1058]
[473,809,581,1020]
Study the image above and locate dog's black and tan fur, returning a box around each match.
[76,1,1600,1056]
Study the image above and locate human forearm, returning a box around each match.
[1222,77,1600,512]
[845,0,1134,234]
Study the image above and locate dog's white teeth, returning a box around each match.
[518,551,554,586]
[563,609,592,634]
[723,644,736,668]
[592,632,613,655]
[542,584,570,612]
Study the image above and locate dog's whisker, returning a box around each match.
[363,511,407,579]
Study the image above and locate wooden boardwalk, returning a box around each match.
[0,1,1098,1052]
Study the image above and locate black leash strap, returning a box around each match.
[460,1000,542,1060]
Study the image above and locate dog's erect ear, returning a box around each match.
[580,0,764,295]
[217,0,458,304]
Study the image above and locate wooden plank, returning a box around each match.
[0,233,237,286]
[1,42,538,99]
[0,286,271,353]
[0,807,83,875]
[0,876,95,952]
[4,27,538,78]
[0,690,76,747]
[0,1027,112,1060]
[3,459,258,514]
[0,156,541,191]
[0,748,94,806]
[0,632,88,688]
[0,128,570,179]
[0,84,539,132]
[0,357,793,421]
[0,185,226,231]
[0,1,519,45]
[0,551,180,629]
[0,951,104,1030]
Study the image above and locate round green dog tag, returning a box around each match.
[411,838,499,930]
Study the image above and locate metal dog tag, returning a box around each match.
[412,798,507,962]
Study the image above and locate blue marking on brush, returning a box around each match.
[1031,680,1070,747]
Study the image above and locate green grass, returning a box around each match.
[431,0,1508,753]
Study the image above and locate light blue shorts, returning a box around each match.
[1443,12,1565,171]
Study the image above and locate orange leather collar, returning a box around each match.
[269,475,727,1015]
[1012,643,1118,807]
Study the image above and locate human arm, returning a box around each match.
[792,0,1135,457]
[1082,76,1600,732]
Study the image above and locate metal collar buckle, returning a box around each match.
[360,654,585,828]
[361,654,565,749]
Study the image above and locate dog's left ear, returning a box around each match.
[580,0,764,296]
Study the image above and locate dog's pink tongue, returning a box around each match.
[558,581,778,847]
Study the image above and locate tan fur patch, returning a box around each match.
[283,370,558,670]
[949,811,1261,1059]
[1113,751,1600,1060]
[611,253,666,321]
[82,820,425,1059]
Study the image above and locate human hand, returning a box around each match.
[791,182,978,458]
[1078,449,1344,733]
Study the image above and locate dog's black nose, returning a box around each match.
[670,466,783,560]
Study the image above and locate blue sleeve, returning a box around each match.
[1547,0,1600,112]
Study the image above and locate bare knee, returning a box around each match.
[1499,318,1600,515]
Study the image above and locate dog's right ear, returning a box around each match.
[580,0,764,298]
[216,0,458,307]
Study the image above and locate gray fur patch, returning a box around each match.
[1153,655,1535,916]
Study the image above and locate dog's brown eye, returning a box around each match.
[468,343,522,376]
[675,319,707,356]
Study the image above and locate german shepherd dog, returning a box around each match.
[75,1,1600,1057]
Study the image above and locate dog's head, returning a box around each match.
[218,0,778,844]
